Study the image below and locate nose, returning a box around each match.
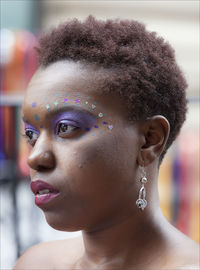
[27,136,56,172]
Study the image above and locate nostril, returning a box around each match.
[37,165,52,172]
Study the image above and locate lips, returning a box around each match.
[30,180,60,206]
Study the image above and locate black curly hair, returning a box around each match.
[36,16,188,162]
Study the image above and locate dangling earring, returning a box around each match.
[136,164,148,211]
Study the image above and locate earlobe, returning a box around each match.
[137,116,170,166]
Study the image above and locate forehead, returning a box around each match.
[25,60,107,101]
[23,60,128,120]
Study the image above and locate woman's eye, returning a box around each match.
[57,122,78,137]
[25,129,39,146]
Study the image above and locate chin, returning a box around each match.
[44,211,83,232]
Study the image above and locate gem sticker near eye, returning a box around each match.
[103,121,108,125]
[85,101,89,105]
[32,102,37,107]
[85,127,90,132]
[108,125,113,131]
[46,104,50,111]
[98,112,103,118]
[34,114,40,121]
[91,104,96,109]
[54,101,58,106]
[64,98,68,103]
[94,125,99,128]
[75,99,80,104]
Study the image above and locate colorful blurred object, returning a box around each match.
[159,127,200,243]
[0,30,38,178]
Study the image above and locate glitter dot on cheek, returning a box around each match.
[32,102,37,107]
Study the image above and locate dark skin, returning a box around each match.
[14,61,199,270]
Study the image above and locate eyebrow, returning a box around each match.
[47,105,95,118]
[22,105,96,123]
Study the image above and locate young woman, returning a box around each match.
[14,16,199,270]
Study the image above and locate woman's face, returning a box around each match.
[22,61,141,232]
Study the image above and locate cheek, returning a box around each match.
[57,134,135,202]
[45,133,138,231]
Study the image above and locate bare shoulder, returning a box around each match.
[13,236,84,270]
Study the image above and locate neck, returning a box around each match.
[80,193,170,269]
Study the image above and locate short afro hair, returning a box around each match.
[36,16,188,162]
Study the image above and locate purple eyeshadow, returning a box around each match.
[52,110,97,130]
[24,122,40,134]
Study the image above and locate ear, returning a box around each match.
[137,115,170,166]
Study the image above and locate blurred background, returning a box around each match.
[0,0,199,269]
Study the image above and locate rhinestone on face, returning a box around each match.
[108,125,113,131]
[98,112,103,118]
[34,114,40,121]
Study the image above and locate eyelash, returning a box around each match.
[22,129,40,147]
[22,122,79,146]
[55,121,79,138]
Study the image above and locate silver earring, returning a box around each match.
[136,165,148,211]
